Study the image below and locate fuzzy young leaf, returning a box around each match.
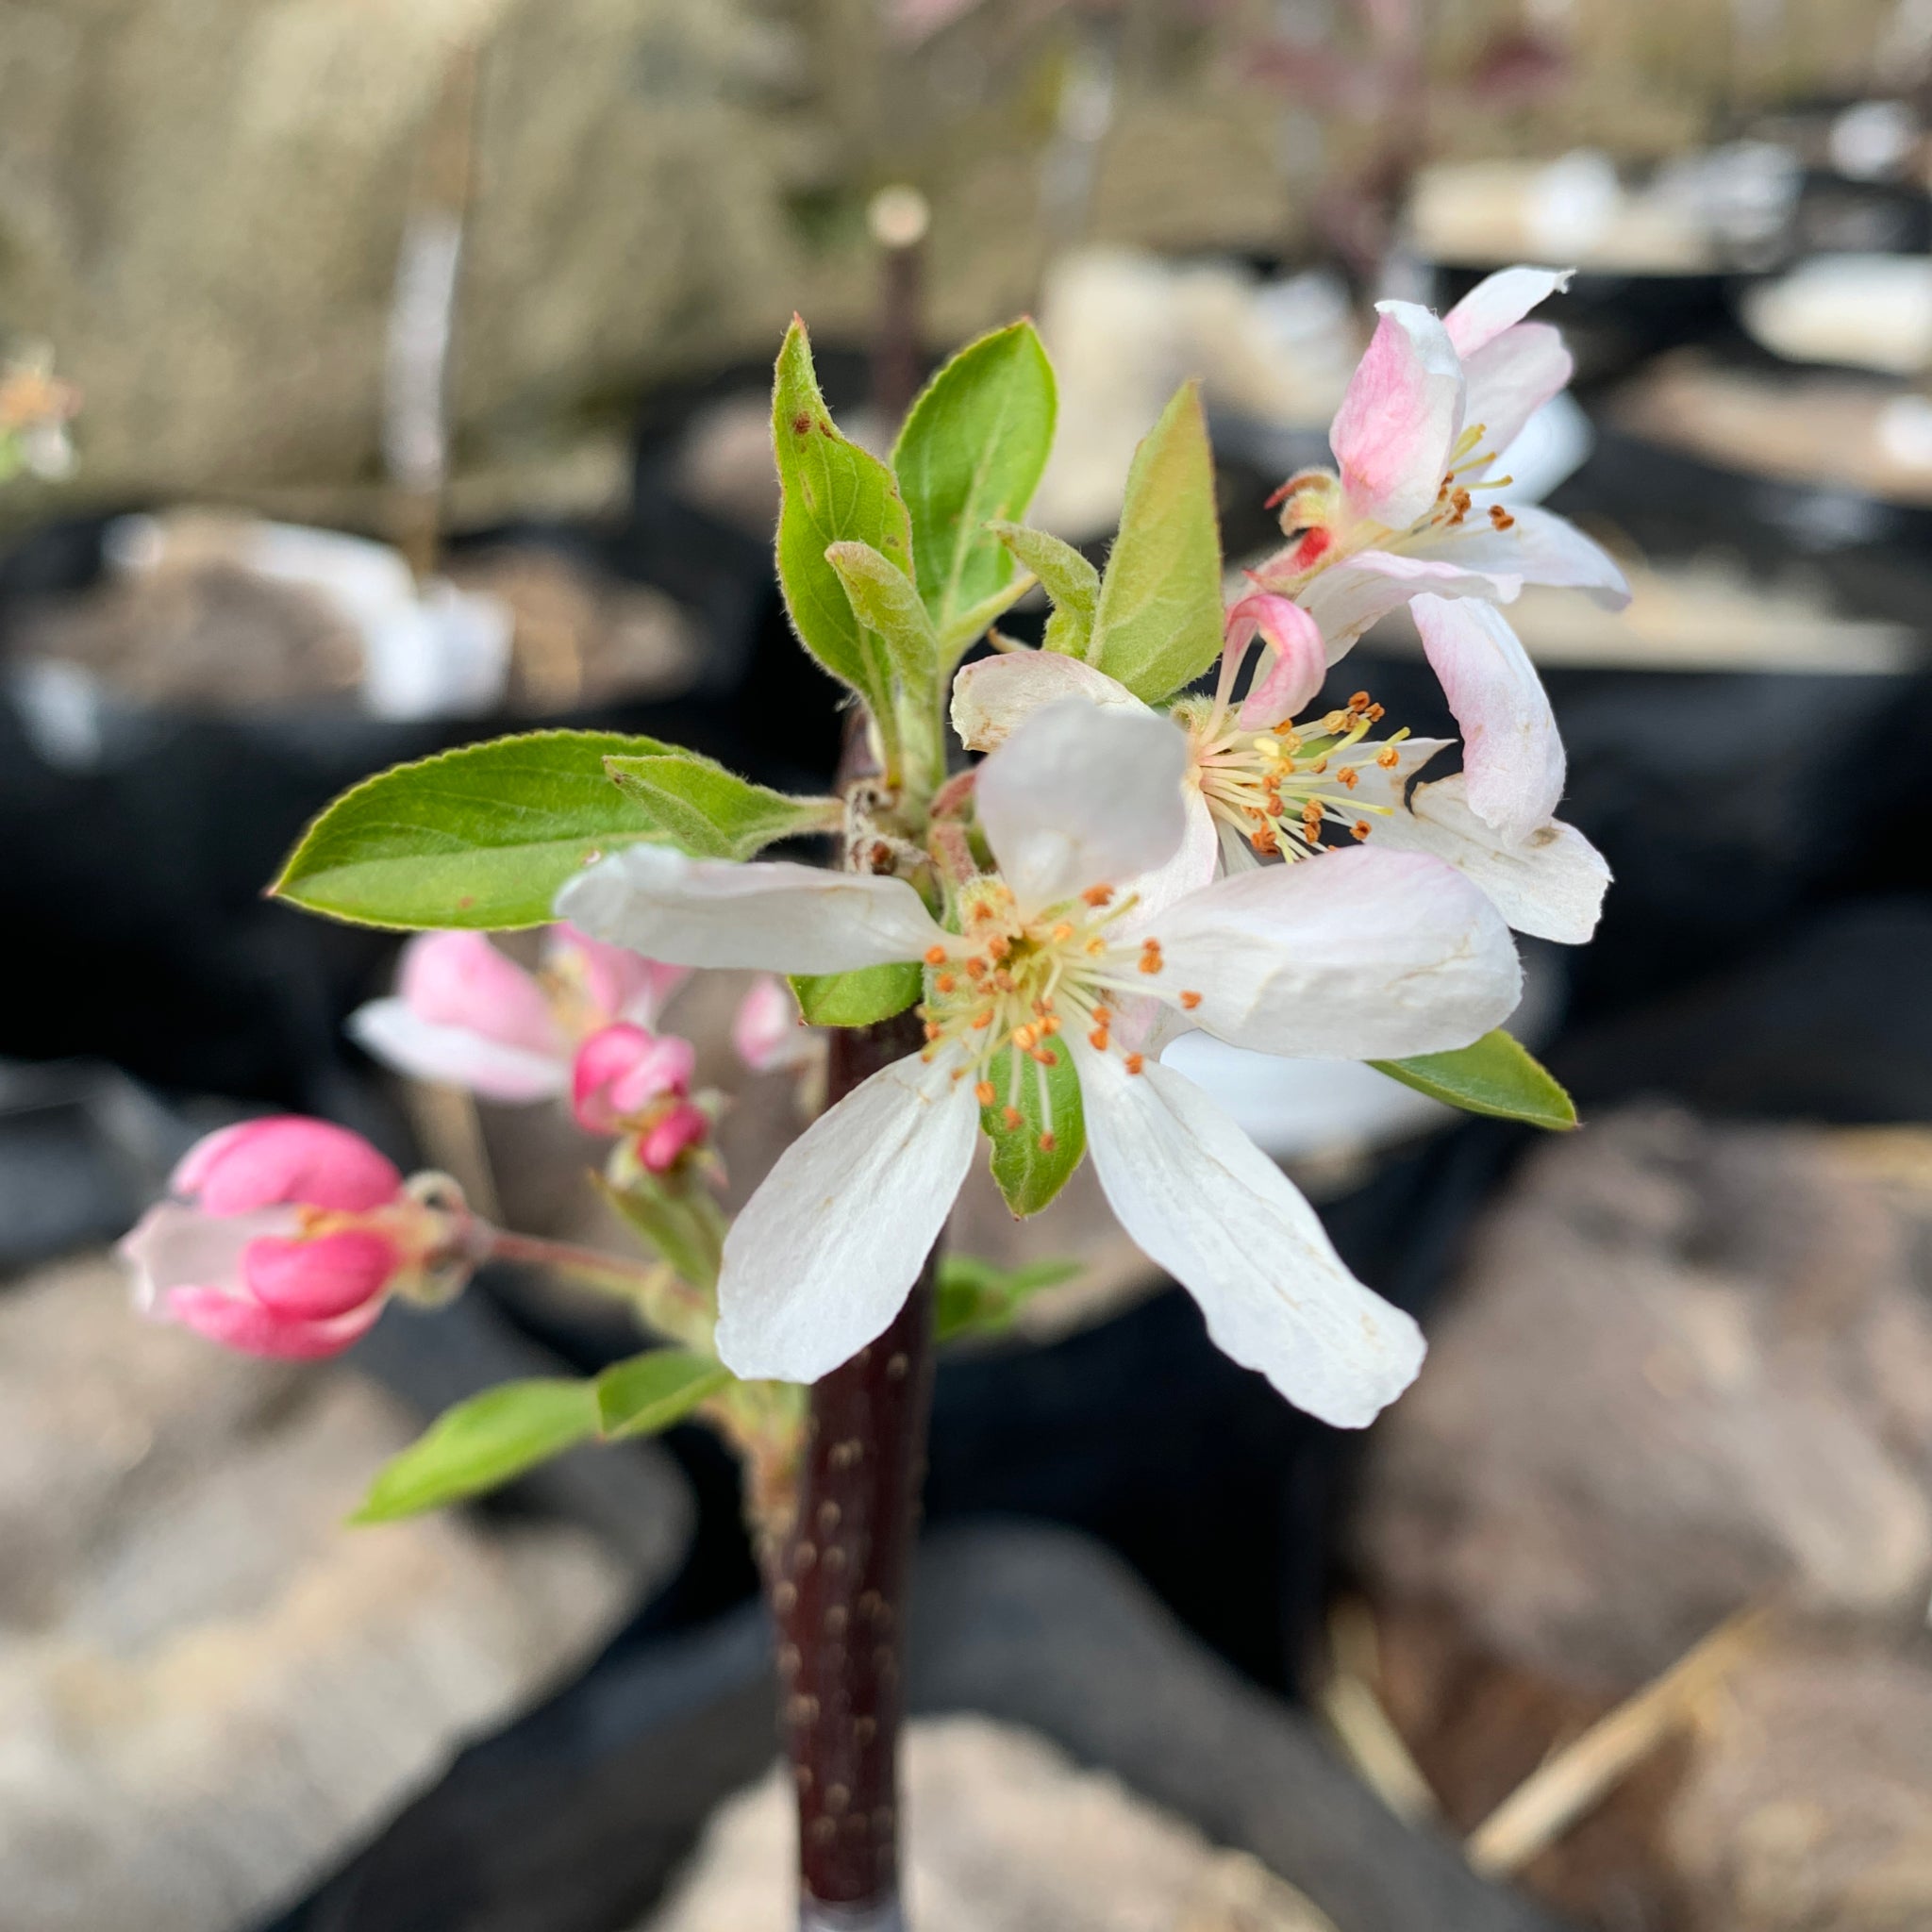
[790,960,924,1027]
[824,541,938,689]
[935,1254,1082,1342]
[979,1040,1085,1216]
[989,521,1099,658]
[604,752,840,861]
[352,1378,600,1522]
[1086,382,1224,703]
[1373,1030,1577,1132]
[892,320,1057,635]
[595,1349,732,1440]
[936,574,1041,662]
[274,731,682,930]
[773,319,914,713]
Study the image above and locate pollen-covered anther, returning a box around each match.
[974,1080,995,1106]
[1011,1024,1038,1050]
[1138,941,1163,975]
[1339,766,1359,790]
[1489,505,1515,530]
[1089,1026,1110,1050]
[923,1022,942,1042]
[1124,1053,1144,1074]
[985,934,1009,961]
[1033,1046,1058,1067]
[1038,1131,1056,1152]
[1051,923,1074,943]
[1351,820,1372,840]
[1179,990,1202,1010]
[1001,1106,1022,1129]
[935,974,956,993]
[1348,691,1371,713]
[964,957,987,980]
[971,1010,993,1030]
[924,945,947,965]
[1376,746,1400,768]
[1082,885,1113,907]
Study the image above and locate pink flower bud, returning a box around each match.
[638,1100,711,1174]
[571,1023,696,1136]
[171,1116,403,1216]
[547,924,689,1029]
[398,931,562,1058]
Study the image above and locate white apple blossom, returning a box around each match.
[558,700,1524,1427]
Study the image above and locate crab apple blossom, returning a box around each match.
[558,699,1524,1427]
[1250,265,1629,842]
[119,1117,476,1360]
[350,924,687,1105]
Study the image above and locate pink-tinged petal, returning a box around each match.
[350,997,570,1102]
[976,699,1190,908]
[950,650,1149,753]
[733,976,818,1074]
[242,1228,399,1319]
[1296,550,1522,653]
[557,847,944,975]
[1442,265,1574,358]
[166,1286,383,1360]
[1227,595,1327,729]
[1070,1038,1424,1428]
[171,1118,402,1216]
[548,924,690,1028]
[1328,303,1465,530]
[1150,846,1522,1061]
[638,1101,710,1174]
[1365,773,1609,943]
[1415,503,1629,608]
[120,1202,296,1311]
[1458,322,1574,454]
[398,932,561,1058]
[714,1059,980,1382]
[1411,594,1563,842]
[572,1023,696,1134]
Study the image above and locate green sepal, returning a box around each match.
[988,520,1098,658]
[789,960,924,1027]
[935,1254,1082,1342]
[891,319,1058,636]
[1372,1030,1578,1132]
[592,1170,724,1295]
[772,318,914,714]
[272,730,683,930]
[594,1349,732,1440]
[603,751,840,861]
[1085,381,1224,703]
[351,1378,600,1522]
[979,1039,1085,1216]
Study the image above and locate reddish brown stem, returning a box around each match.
[771,1010,937,1929]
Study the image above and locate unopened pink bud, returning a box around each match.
[572,1023,696,1135]
[638,1100,710,1174]
[171,1117,402,1217]
[242,1227,401,1320]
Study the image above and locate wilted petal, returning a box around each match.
[1442,265,1574,358]
[243,1228,399,1320]
[167,1286,382,1360]
[350,998,569,1102]
[1072,1040,1424,1427]
[1151,846,1521,1060]
[558,845,944,975]
[714,1059,979,1382]
[1366,774,1610,943]
[976,699,1189,908]
[1229,595,1327,728]
[1458,323,1574,455]
[1412,594,1564,841]
[1298,549,1521,653]
[950,650,1148,751]
[1328,303,1465,530]
[1417,503,1629,608]
[397,932,562,1058]
[172,1118,402,1216]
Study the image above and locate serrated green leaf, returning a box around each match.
[273,731,681,930]
[892,320,1057,638]
[824,540,938,689]
[935,1253,1082,1341]
[1086,382,1224,704]
[595,1350,732,1440]
[1372,1030,1577,1132]
[352,1378,600,1522]
[773,319,914,713]
[604,752,839,861]
[980,1040,1085,1215]
[790,960,924,1027]
[990,521,1099,658]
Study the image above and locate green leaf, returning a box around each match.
[595,1349,732,1440]
[824,540,938,689]
[892,320,1058,637]
[935,1254,1082,1342]
[604,752,839,861]
[1086,381,1224,704]
[989,521,1098,659]
[935,573,1041,662]
[352,1378,600,1522]
[592,1171,724,1294]
[272,731,679,930]
[773,318,914,713]
[980,1040,1085,1216]
[1372,1030,1578,1132]
[790,960,924,1027]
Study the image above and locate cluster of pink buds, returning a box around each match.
[119,1117,477,1359]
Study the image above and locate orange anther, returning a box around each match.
[1365,703,1385,722]
[974,1081,995,1107]
[924,945,947,965]
[985,934,1009,960]
[1082,885,1113,907]
[1011,1024,1038,1050]
[1092,1007,1113,1025]
[935,974,956,993]
[1038,1132,1057,1152]
[1138,954,1161,974]
[971,1011,993,1030]
[1051,922,1074,942]
[1339,766,1358,790]
[1351,820,1372,840]
[1034,1046,1058,1067]
[1348,691,1371,712]
[1089,1027,1110,1050]
[1001,1107,1022,1129]
[923,1022,942,1041]
[964,957,987,979]
[1179,991,1202,1010]
[1124,1053,1144,1075]
[1376,746,1400,768]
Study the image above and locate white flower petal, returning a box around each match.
[1458,324,1574,456]
[714,1058,979,1381]
[119,1203,297,1312]
[1300,550,1521,653]
[1072,1039,1424,1428]
[975,699,1190,908]
[1411,594,1564,842]
[349,998,569,1102]
[557,845,944,975]
[1442,265,1574,358]
[1150,846,1522,1060]
[1120,787,1222,928]
[1366,774,1609,944]
[1331,735,1455,811]
[950,650,1148,751]
[1329,304,1466,530]
[1417,503,1628,608]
